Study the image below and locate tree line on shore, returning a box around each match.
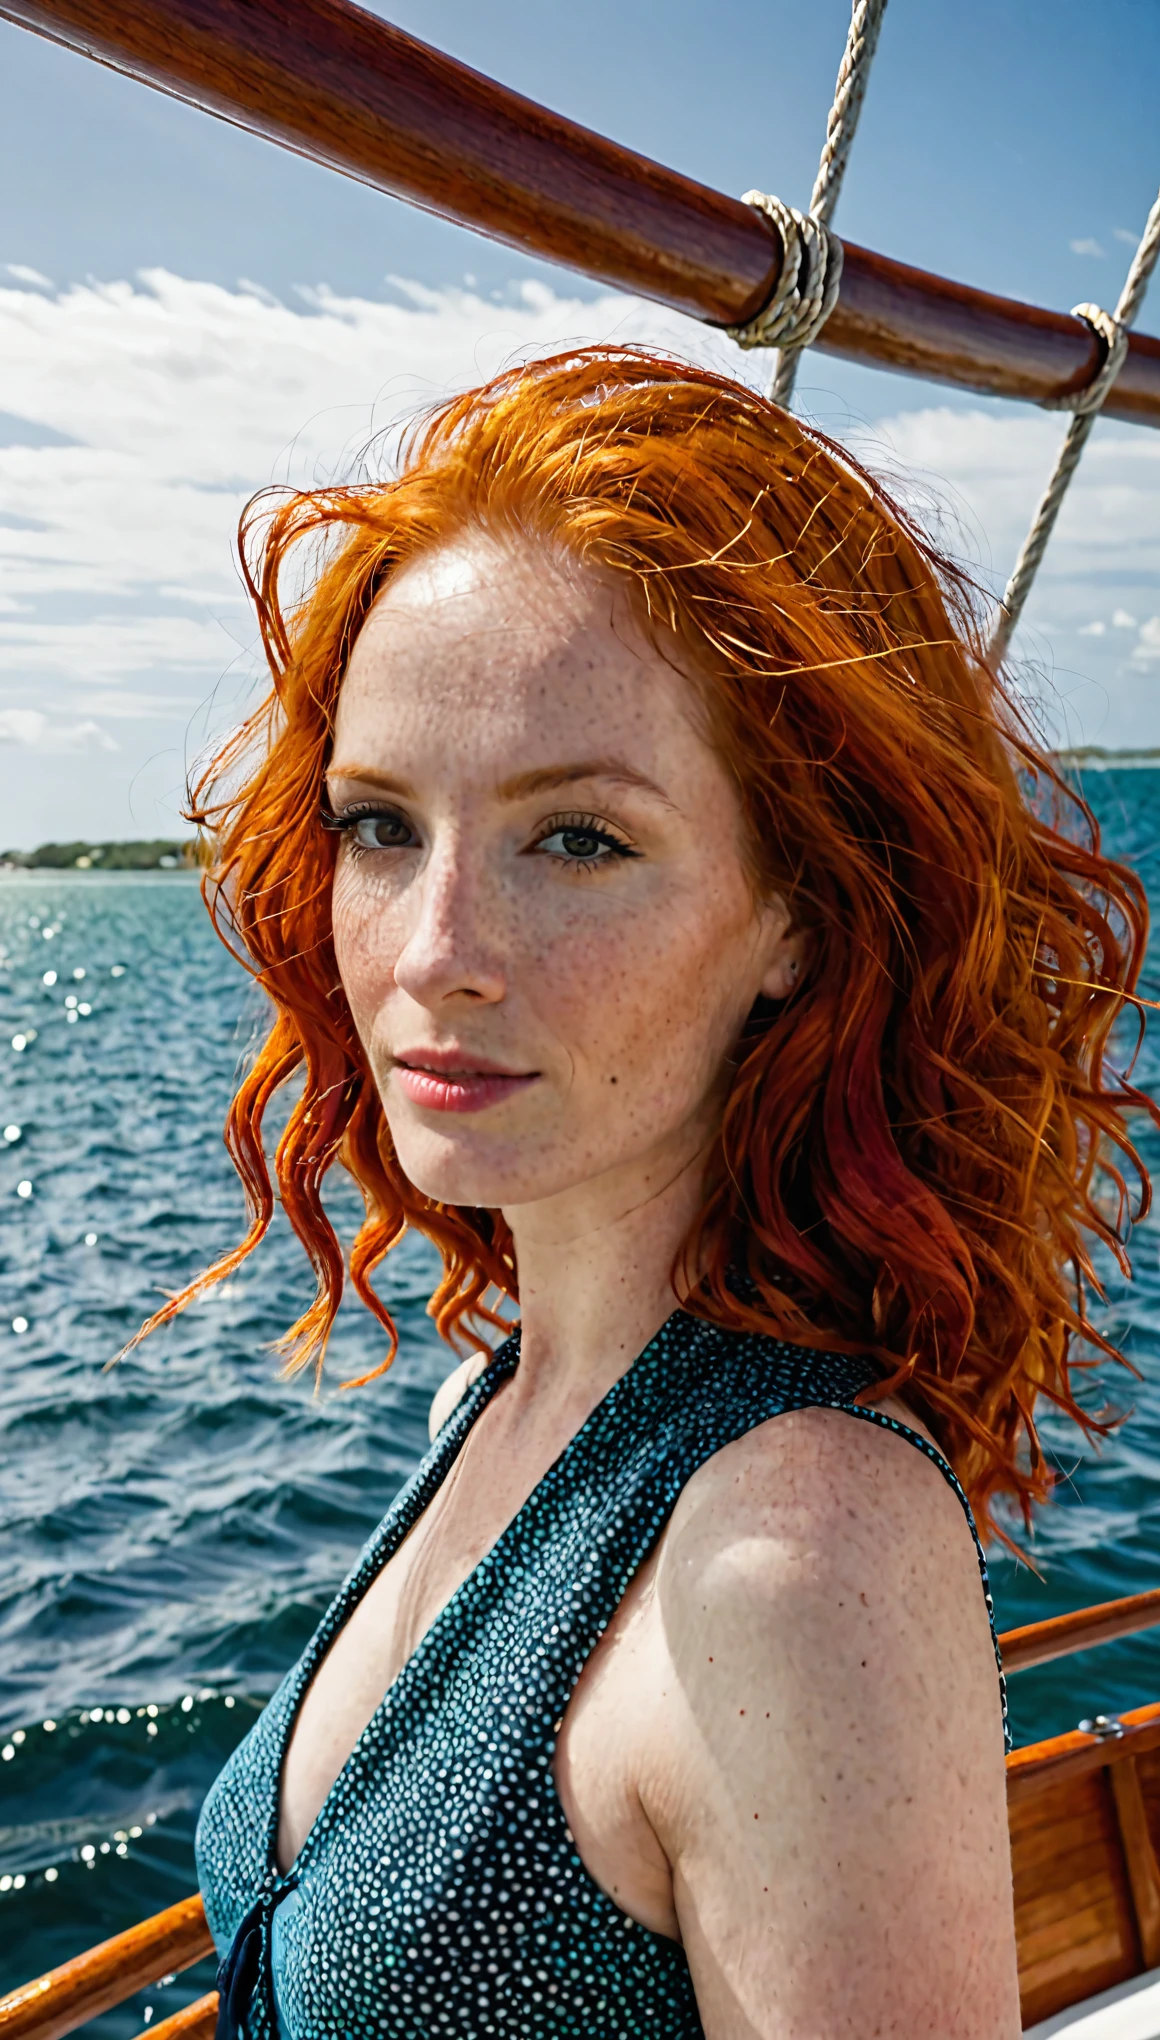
[0,839,198,870]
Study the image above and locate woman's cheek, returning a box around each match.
[606,902,758,1105]
[332,867,402,1037]
[540,913,701,1101]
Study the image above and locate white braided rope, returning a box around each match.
[728,192,844,354]
[987,186,1160,666]
[727,0,887,407]
[1038,304,1129,416]
[773,0,889,405]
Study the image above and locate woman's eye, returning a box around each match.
[533,817,637,866]
[352,812,416,849]
[322,804,418,849]
[542,828,610,861]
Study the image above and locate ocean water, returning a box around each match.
[2,770,1160,2029]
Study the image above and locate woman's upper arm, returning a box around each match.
[647,1405,1020,2040]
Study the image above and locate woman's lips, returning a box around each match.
[392,1056,539,1115]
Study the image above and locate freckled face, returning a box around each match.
[328,533,797,1216]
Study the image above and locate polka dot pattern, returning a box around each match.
[197,1312,1005,2038]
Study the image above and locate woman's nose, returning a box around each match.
[391,837,507,1008]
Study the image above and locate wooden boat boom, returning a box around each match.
[2,0,1160,426]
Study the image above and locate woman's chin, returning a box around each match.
[388,1126,560,1212]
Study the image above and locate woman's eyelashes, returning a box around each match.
[528,812,640,872]
[321,801,419,851]
[322,799,641,873]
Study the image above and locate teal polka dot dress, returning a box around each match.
[197,1311,1004,2038]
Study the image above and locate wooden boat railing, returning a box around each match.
[999,1585,1160,1675]
[0,1894,216,2040]
[3,1589,1160,2038]
[2,0,1159,428]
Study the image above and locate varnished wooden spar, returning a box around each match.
[3,0,1160,425]
[1001,1587,1160,1675]
[132,1994,217,2039]
[0,1894,212,2040]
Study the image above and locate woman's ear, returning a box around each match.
[757,899,808,1002]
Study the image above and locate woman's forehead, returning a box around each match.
[360,530,612,653]
[335,534,707,775]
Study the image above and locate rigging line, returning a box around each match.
[727,0,888,406]
[987,186,1160,669]
[773,0,889,408]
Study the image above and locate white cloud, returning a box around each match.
[833,400,1160,747]
[1079,620,1107,636]
[860,402,1160,582]
[1132,618,1160,666]
[0,608,235,681]
[1113,608,1138,628]
[5,264,52,290]
[1114,228,1141,246]
[1,264,1159,819]
[1070,237,1106,258]
[0,708,117,751]
[0,268,722,706]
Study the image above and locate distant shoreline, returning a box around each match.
[1055,749,1160,772]
[0,838,198,871]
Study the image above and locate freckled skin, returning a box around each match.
[328,537,788,1217]
[279,533,1022,2038]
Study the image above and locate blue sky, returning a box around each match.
[1,0,1158,845]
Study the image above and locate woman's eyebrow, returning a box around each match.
[496,761,676,809]
[326,765,414,795]
[325,759,678,810]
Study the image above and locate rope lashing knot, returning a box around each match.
[1040,303,1130,415]
[727,191,844,354]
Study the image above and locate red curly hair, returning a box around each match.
[139,347,1155,1538]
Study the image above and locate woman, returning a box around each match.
[160,349,1152,2038]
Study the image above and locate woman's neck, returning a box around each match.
[501,1136,709,1413]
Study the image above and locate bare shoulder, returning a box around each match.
[427,1350,490,1443]
[660,1398,986,1639]
[642,1403,1018,2036]
[652,1399,1001,1745]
